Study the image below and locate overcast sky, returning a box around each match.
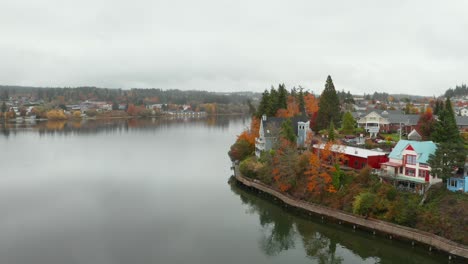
[0,0,467,96]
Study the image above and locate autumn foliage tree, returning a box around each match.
[228,117,260,161]
[285,95,300,117]
[46,109,67,120]
[305,151,336,199]
[304,142,347,199]
[272,138,299,192]
[416,108,435,140]
[304,94,318,116]
[127,104,137,116]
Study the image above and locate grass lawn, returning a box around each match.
[380,133,404,141]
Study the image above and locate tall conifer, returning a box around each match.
[256,90,271,117]
[277,84,288,110]
[315,75,341,131]
[429,97,466,181]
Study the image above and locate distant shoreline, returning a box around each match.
[1,113,248,123]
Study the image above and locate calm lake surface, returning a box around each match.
[0,117,455,264]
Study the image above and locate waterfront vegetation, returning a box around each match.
[229,76,468,245]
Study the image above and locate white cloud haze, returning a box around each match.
[1,0,467,95]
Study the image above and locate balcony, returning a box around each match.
[376,170,426,184]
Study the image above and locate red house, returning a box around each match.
[312,144,388,169]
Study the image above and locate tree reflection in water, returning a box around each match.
[230,182,453,264]
[259,212,295,256]
[0,116,245,137]
[232,183,342,261]
[297,223,343,264]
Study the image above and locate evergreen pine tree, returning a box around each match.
[298,87,305,114]
[315,75,341,131]
[256,90,271,117]
[341,111,355,135]
[431,98,460,144]
[429,142,466,181]
[444,97,456,125]
[434,100,441,115]
[429,97,466,181]
[280,119,296,144]
[269,87,279,116]
[277,84,288,110]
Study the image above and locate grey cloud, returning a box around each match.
[0,0,467,95]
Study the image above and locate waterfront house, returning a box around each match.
[378,140,440,194]
[447,162,468,193]
[255,115,310,157]
[312,144,388,169]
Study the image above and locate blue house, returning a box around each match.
[447,163,468,193]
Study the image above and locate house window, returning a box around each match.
[362,163,366,168]
[406,155,416,165]
[405,168,416,176]
[450,179,457,187]
[419,170,428,178]
[354,161,358,168]
[399,167,403,174]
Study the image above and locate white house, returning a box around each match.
[459,107,468,117]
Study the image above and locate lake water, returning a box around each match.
[0,117,456,263]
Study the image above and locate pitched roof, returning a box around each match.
[407,129,422,141]
[455,116,468,126]
[355,110,420,125]
[313,144,386,158]
[262,115,309,136]
[388,140,436,164]
[387,114,419,125]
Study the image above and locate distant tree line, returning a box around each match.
[444,84,468,98]
[0,85,258,105]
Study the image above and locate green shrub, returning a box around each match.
[239,157,263,179]
[353,192,376,216]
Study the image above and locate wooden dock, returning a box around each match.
[232,165,468,260]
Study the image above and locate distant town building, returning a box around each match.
[459,107,468,117]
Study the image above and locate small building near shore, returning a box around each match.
[312,144,388,170]
[447,162,468,193]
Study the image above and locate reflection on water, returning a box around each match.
[0,116,461,264]
[230,182,453,264]
[0,116,244,137]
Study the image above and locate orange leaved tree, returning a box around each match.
[304,94,318,116]
[271,138,299,192]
